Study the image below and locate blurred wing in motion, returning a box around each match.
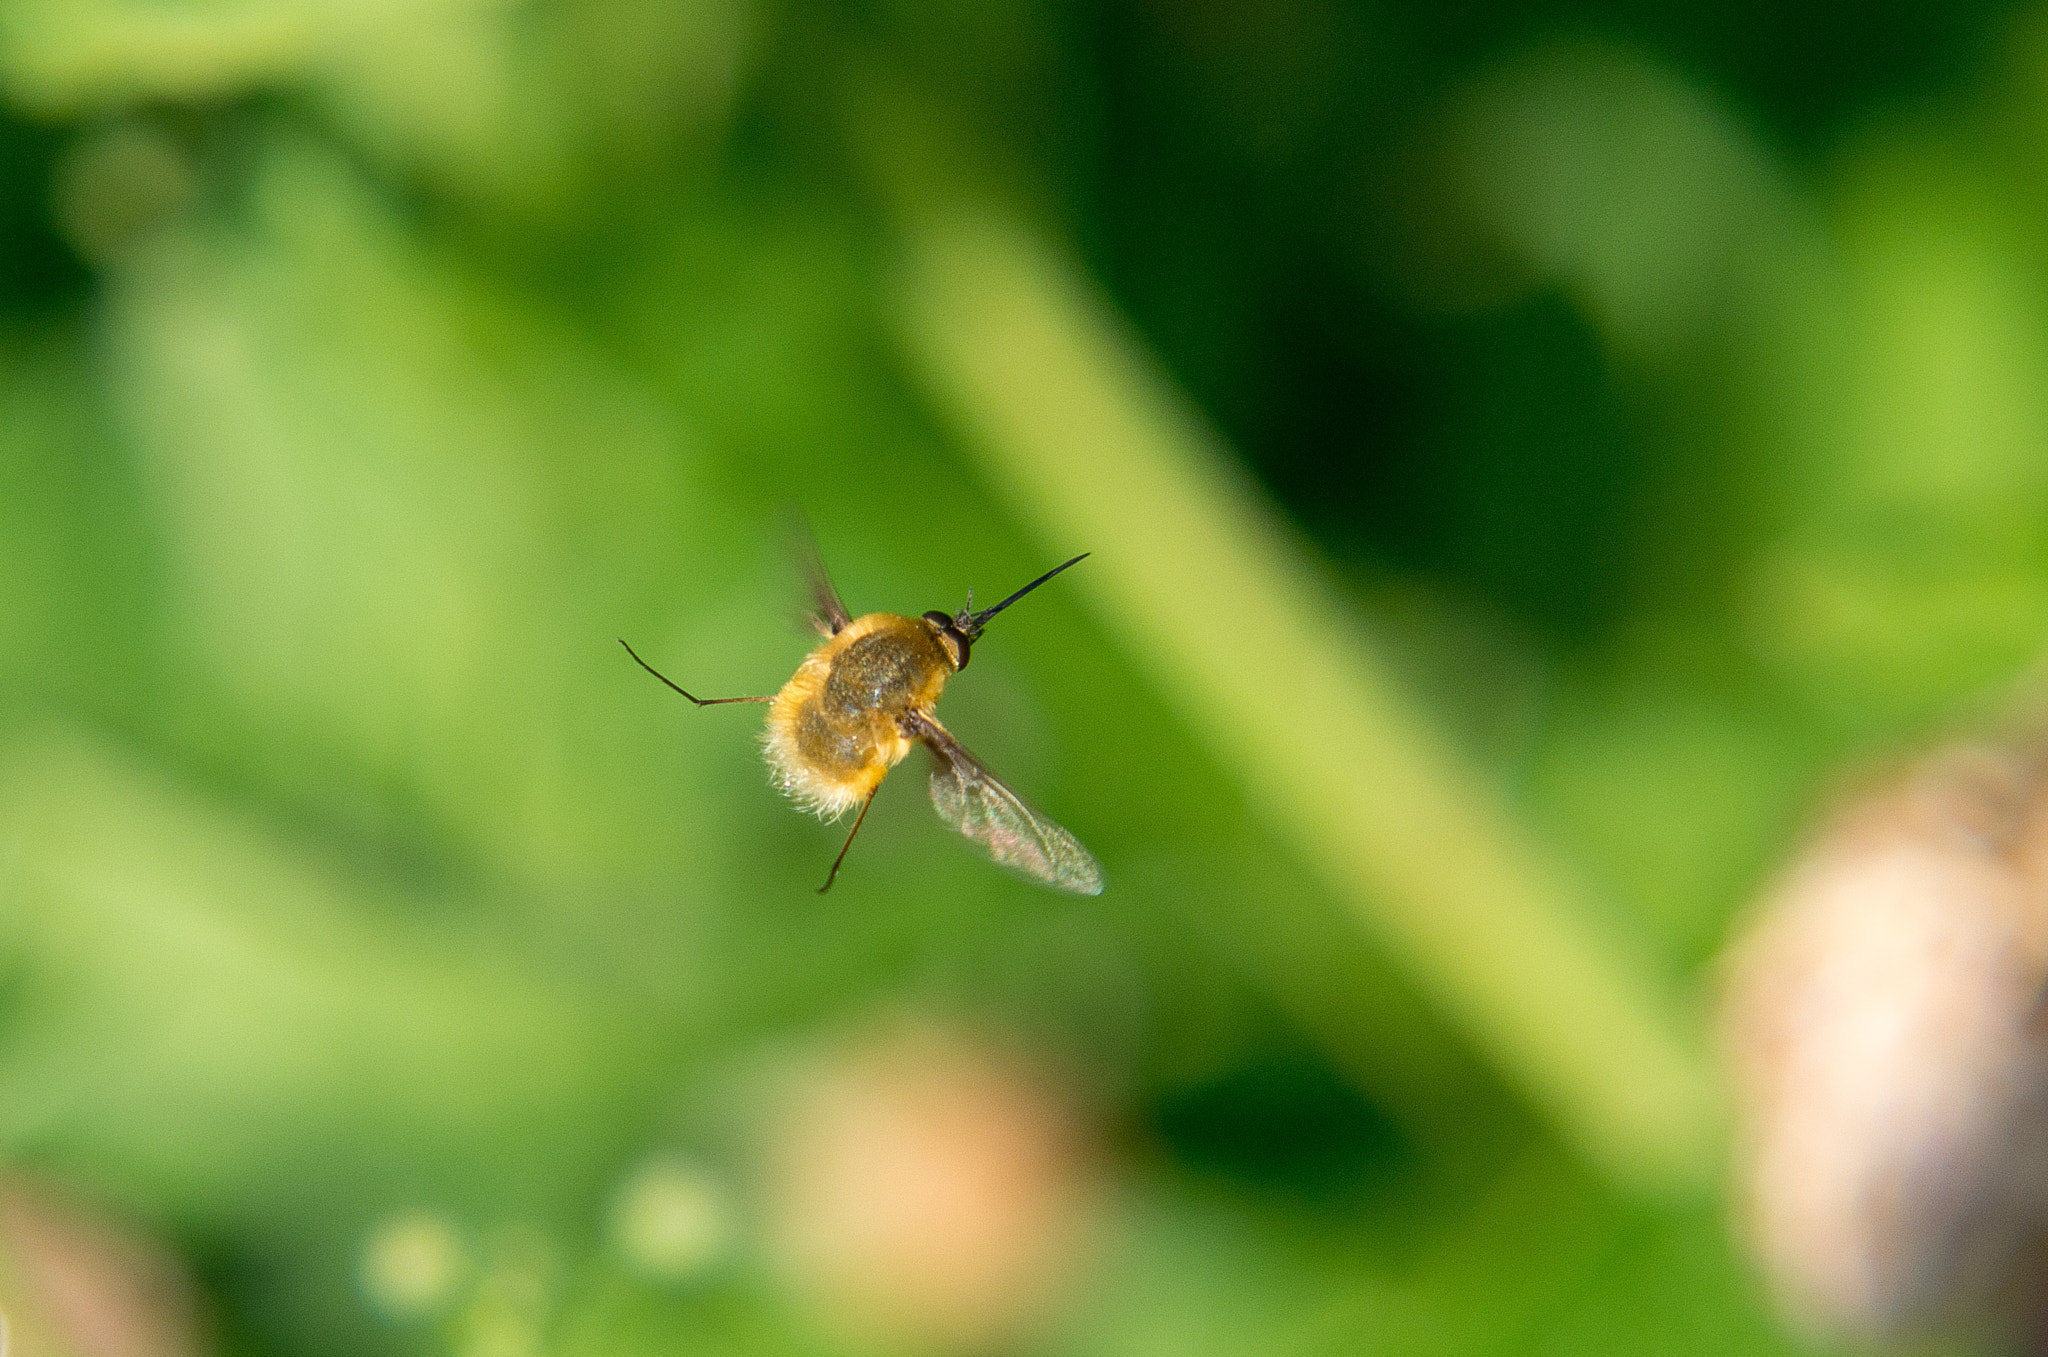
[790,514,851,637]
[906,711,1103,895]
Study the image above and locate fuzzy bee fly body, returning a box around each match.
[622,542,1102,896]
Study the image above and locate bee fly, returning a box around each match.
[621,544,1103,895]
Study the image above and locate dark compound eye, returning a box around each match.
[921,610,973,670]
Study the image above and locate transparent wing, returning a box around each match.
[907,712,1103,895]
[789,513,851,637]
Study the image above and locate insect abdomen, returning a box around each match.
[793,702,868,776]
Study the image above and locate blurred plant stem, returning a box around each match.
[890,205,1718,1194]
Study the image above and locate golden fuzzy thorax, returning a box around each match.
[763,612,958,817]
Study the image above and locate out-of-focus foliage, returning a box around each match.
[0,0,2044,1354]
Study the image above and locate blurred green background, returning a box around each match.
[0,0,2043,1353]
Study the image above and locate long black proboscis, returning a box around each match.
[959,553,1089,639]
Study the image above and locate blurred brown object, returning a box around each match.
[0,1177,204,1357]
[762,1025,1094,1354]
[1722,741,2048,1347]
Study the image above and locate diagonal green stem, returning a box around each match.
[892,208,1720,1193]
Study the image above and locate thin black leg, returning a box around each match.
[817,788,878,894]
[620,638,772,705]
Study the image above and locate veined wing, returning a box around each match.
[790,515,851,636]
[905,711,1103,895]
